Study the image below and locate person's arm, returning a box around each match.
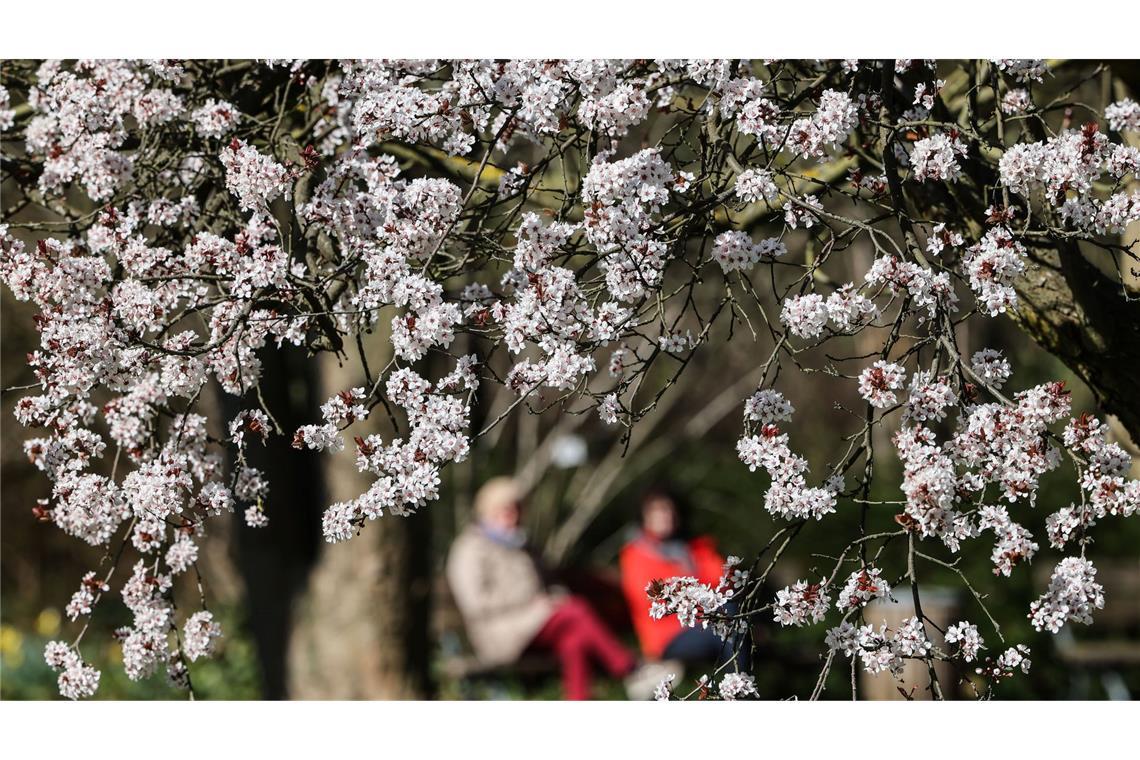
[446,540,495,622]
[619,543,653,609]
[447,539,545,622]
[691,536,727,586]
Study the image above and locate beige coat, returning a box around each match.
[445,525,555,666]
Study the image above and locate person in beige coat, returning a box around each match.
[446,476,673,699]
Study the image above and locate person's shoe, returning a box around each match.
[624,659,684,700]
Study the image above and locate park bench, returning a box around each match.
[432,569,632,698]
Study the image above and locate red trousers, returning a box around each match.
[528,596,635,700]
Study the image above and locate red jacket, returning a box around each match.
[619,533,725,660]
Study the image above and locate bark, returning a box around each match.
[1013,243,1140,443]
[285,332,432,699]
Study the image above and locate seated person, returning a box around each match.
[446,476,670,700]
[619,484,749,671]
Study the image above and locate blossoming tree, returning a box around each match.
[2,58,1139,700]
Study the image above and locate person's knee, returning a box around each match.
[555,629,591,656]
[558,597,608,634]
[558,595,591,619]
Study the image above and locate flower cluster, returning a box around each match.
[962,226,1027,316]
[43,641,101,700]
[1000,124,1140,234]
[824,616,933,678]
[734,168,780,204]
[992,60,1048,83]
[219,139,291,212]
[711,230,785,273]
[864,255,957,321]
[717,672,759,700]
[322,366,472,541]
[781,294,829,339]
[945,621,985,662]
[925,223,964,256]
[910,132,967,182]
[647,557,748,641]
[835,566,892,612]
[581,148,679,302]
[977,645,1032,680]
[647,575,732,630]
[1029,557,1106,633]
[970,348,1012,388]
[787,89,859,158]
[653,673,675,701]
[773,580,831,626]
[858,361,907,409]
[736,390,840,521]
[65,572,109,620]
[190,98,240,138]
[293,387,371,454]
[1106,98,1140,132]
[183,611,223,661]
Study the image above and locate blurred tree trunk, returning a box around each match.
[285,331,432,699]
[229,347,325,700]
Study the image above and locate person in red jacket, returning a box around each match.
[619,485,749,670]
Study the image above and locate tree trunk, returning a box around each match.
[1008,70,1140,444]
[1013,242,1140,444]
[229,347,326,700]
[285,332,432,699]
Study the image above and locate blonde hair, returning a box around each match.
[474,476,522,520]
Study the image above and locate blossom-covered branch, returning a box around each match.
[2,59,1138,700]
